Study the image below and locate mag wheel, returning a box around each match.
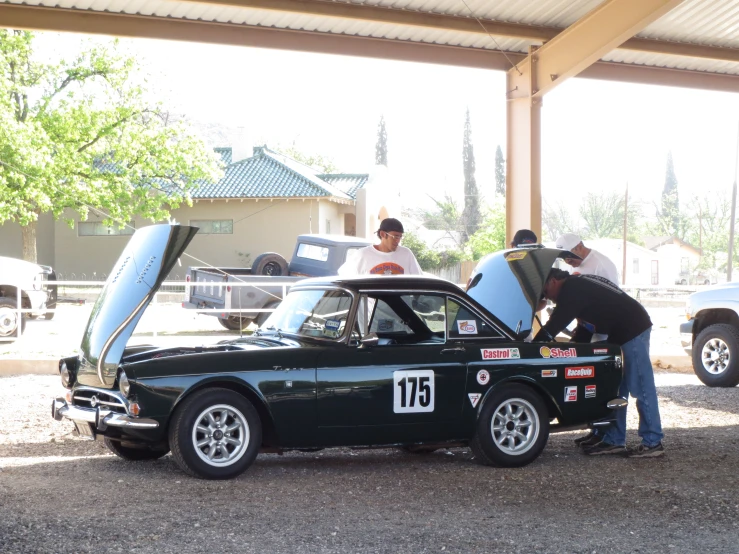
[169,388,261,479]
[470,384,549,468]
[693,324,739,387]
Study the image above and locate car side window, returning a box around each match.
[362,293,446,344]
[447,298,503,339]
[368,298,413,336]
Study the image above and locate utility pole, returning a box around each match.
[729,122,739,282]
[622,183,628,286]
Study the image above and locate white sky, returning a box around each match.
[33,32,739,215]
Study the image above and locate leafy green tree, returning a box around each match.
[401,232,440,271]
[542,200,577,241]
[494,145,505,197]
[461,108,482,241]
[375,115,387,166]
[0,30,222,262]
[465,200,506,260]
[580,190,644,242]
[660,150,680,235]
[278,143,338,173]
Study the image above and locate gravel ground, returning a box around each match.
[1,375,738,554]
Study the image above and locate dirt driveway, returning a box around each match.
[1,372,738,554]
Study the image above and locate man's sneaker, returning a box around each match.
[627,443,665,458]
[578,433,603,448]
[583,441,626,456]
[574,430,597,446]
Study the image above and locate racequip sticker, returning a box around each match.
[564,386,578,402]
[585,385,596,398]
[457,320,478,334]
[593,348,608,354]
[540,346,577,358]
[393,370,435,413]
[565,366,595,379]
[476,369,490,385]
[541,369,558,378]
[468,393,481,408]
[505,251,528,261]
[481,348,521,360]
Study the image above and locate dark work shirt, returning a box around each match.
[534,275,652,345]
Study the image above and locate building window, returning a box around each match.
[190,219,233,234]
[78,221,134,236]
[633,258,639,274]
[326,219,331,234]
[681,257,690,273]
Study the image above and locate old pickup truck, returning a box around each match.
[184,234,372,330]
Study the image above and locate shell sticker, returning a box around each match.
[505,251,528,262]
[476,369,490,385]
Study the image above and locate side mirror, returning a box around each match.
[359,333,379,348]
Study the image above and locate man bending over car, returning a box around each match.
[534,269,665,458]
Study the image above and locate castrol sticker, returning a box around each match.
[565,386,578,402]
[457,320,478,335]
[565,366,595,379]
[540,346,577,358]
[541,369,558,378]
[585,385,596,398]
[477,370,490,385]
[481,348,521,360]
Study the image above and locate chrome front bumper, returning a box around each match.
[52,398,159,431]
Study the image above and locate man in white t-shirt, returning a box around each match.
[555,233,620,285]
[338,218,422,276]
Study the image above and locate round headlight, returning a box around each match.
[60,361,72,388]
[119,372,131,397]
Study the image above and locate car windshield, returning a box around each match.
[262,289,353,340]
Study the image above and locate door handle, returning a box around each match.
[441,347,466,354]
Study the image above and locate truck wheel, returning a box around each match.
[253,253,288,276]
[169,388,262,479]
[470,384,549,468]
[0,297,25,339]
[218,315,254,331]
[257,301,281,327]
[693,324,739,387]
[104,437,169,461]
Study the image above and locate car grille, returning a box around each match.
[72,388,127,414]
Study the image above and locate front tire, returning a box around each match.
[169,388,262,479]
[0,297,25,340]
[104,437,169,461]
[470,384,549,468]
[693,324,739,387]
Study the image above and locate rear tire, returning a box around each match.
[253,253,288,276]
[470,384,549,468]
[218,315,254,331]
[104,437,169,461]
[0,297,25,340]
[169,388,262,479]
[692,324,739,387]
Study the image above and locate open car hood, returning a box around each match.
[76,224,198,387]
[465,247,575,339]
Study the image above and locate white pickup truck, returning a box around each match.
[0,256,57,340]
[681,282,739,387]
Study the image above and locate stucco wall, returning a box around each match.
[48,199,333,279]
[0,212,56,266]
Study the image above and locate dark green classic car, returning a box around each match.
[52,224,625,479]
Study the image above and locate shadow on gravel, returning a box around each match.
[658,384,739,415]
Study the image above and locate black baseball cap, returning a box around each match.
[378,218,404,234]
[511,229,537,246]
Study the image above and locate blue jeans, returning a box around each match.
[603,327,664,447]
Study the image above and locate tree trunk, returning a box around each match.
[21,220,37,263]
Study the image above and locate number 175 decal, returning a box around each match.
[393,370,435,413]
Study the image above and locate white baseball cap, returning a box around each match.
[556,233,582,251]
